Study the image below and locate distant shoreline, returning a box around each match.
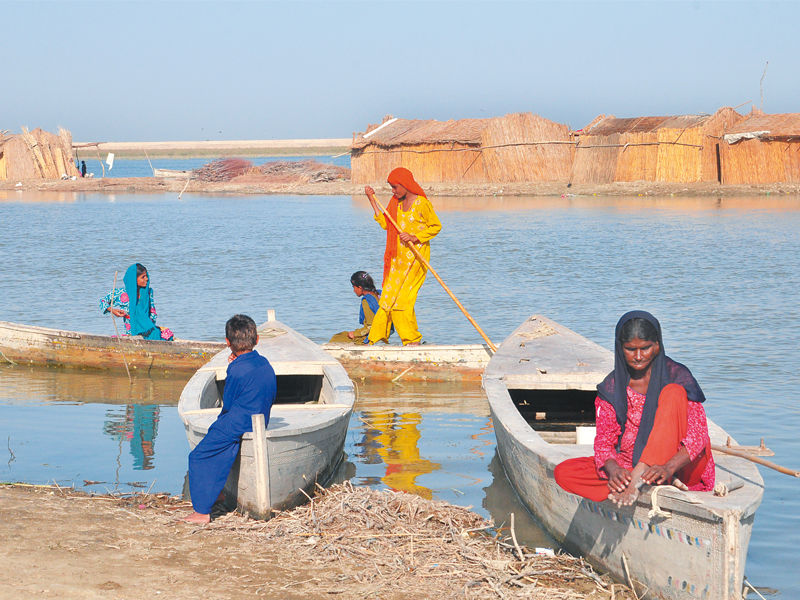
[3,177,800,198]
[73,138,351,159]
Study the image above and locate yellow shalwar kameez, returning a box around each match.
[368,196,442,345]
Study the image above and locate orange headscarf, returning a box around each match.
[383,168,427,285]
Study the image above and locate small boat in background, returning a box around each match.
[0,320,225,373]
[153,168,191,179]
[178,314,355,520]
[483,315,764,600]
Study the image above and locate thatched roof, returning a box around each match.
[723,111,800,141]
[582,114,719,136]
[352,118,499,149]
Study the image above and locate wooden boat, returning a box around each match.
[321,342,491,382]
[0,319,490,381]
[178,314,355,520]
[0,320,226,373]
[153,168,191,179]
[483,315,764,600]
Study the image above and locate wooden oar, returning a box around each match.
[109,271,132,384]
[369,192,497,353]
[711,444,800,477]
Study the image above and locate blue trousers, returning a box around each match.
[188,427,241,514]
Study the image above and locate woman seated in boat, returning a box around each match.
[329,271,382,344]
[99,263,174,341]
[554,311,714,506]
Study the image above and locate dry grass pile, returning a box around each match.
[234,159,350,185]
[204,482,635,599]
[191,157,254,182]
[192,158,350,185]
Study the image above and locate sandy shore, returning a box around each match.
[0,484,633,600]
[3,177,800,198]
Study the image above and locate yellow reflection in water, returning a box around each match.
[360,410,440,499]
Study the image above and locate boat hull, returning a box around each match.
[0,320,225,373]
[322,342,491,382]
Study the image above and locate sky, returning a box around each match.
[2,1,798,142]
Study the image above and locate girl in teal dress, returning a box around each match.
[100,263,173,340]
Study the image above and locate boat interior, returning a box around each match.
[509,388,596,444]
[212,374,324,407]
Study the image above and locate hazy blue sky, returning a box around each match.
[2,1,797,142]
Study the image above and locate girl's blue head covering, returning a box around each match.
[123,263,156,337]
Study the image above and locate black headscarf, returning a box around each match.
[597,310,706,465]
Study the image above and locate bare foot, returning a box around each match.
[608,463,647,506]
[182,511,211,524]
[405,342,421,346]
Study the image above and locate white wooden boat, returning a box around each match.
[322,342,491,382]
[178,313,355,520]
[153,168,191,179]
[483,315,764,600]
[0,320,225,373]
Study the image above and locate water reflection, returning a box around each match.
[103,405,160,470]
[356,411,440,499]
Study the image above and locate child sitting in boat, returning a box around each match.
[328,271,383,344]
[100,263,173,341]
[554,311,714,507]
[183,314,277,524]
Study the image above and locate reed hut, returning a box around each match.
[570,107,744,184]
[0,127,80,180]
[719,110,800,184]
[350,113,574,184]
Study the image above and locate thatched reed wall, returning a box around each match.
[0,127,80,181]
[570,107,743,184]
[351,113,573,184]
[720,111,800,184]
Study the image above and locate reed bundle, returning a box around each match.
[571,108,743,184]
[351,113,574,185]
[720,111,800,184]
[0,127,80,181]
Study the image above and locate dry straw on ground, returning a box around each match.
[200,482,636,599]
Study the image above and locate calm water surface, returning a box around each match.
[1,192,798,596]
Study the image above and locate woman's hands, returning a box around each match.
[604,460,632,494]
[111,308,129,318]
[398,232,420,244]
[641,464,674,486]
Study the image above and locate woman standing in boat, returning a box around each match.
[364,168,441,346]
[554,311,714,506]
[100,263,173,341]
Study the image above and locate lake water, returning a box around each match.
[76,155,351,179]
[1,191,798,597]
